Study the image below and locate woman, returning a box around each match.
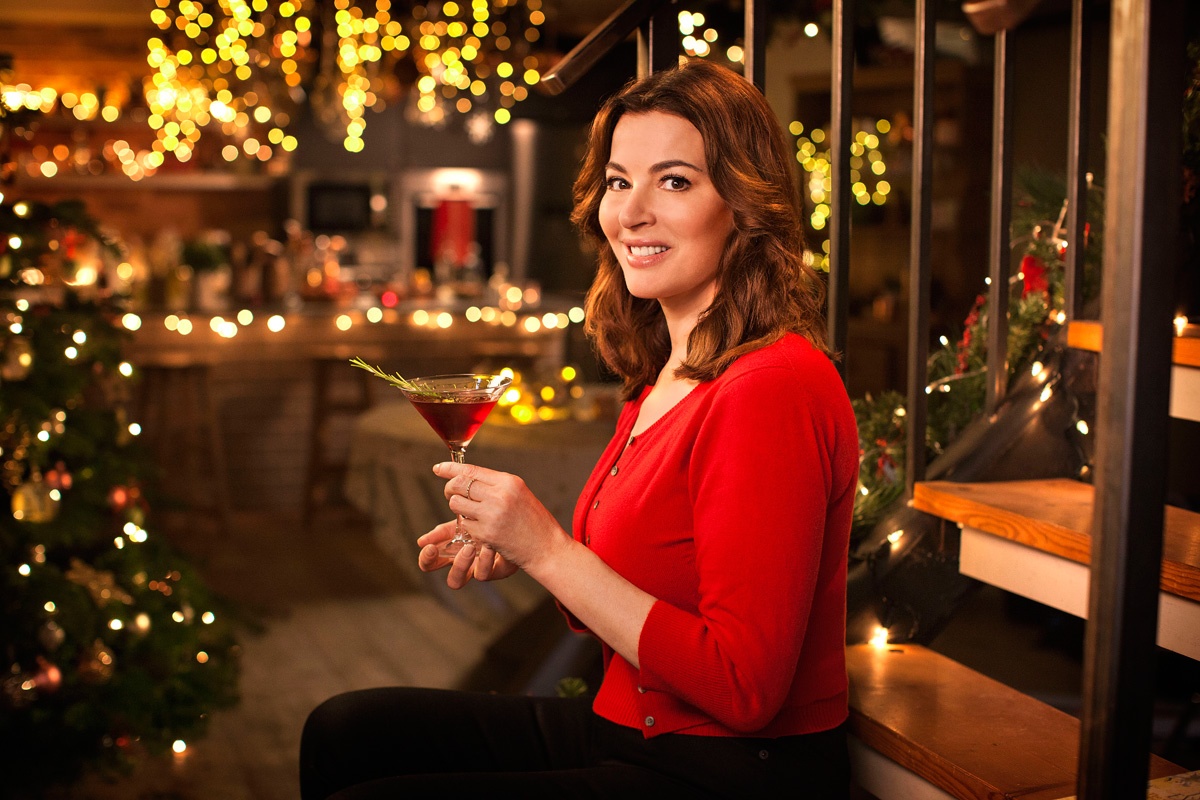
[300,59,858,798]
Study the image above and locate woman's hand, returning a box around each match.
[417,461,569,587]
[416,520,520,588]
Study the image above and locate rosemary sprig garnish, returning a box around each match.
[349,357,441,398]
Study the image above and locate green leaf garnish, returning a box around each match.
[349,357,439,397]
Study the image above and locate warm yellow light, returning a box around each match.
[436,312,453,328]
[336,314,353,331]
[869,626,889,649]
[412,310,430,326]
[122,313,143,331]
[523,316,541,333]
[568,307,585,323]
[561,366,577,382]
[267,314,286,332]
[1175,314,1189,336]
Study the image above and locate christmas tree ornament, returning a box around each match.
[1,335,33,381]
[32,657,62,693]
[78,640,115,685]
[12,471,60,523]
[44,461,72,491]
[65,558,134,606]
[38,619,65,651]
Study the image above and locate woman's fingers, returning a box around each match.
[445,543,477,589]
[474,544,496,580]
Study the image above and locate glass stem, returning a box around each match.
[450,448,468,541]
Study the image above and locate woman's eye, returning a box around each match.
[604,176,628,190]
[663,175,691,191]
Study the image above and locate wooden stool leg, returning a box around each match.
[194,365,233,534]
[304,358,373,530]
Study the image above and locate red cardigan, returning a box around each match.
[566,333,858,739]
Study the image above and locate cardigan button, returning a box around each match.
[592,500,599,509]
[644,716,655,727]
[759,750,769,760]
[637,685,645,694]
[610,466,619,476]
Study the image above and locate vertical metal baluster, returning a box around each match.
[904,0,935,494]
[1064,0,1093,322]
[637,1,677,78]
[744,0,767,90]
[1078,0,1183,795]
[827,0,855,374]
[985,31,1014,414]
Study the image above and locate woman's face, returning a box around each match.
[598,111,734,317]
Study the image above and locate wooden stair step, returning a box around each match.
[1067,320,1200,423]
[1067,320,1200,367]
[847,643,1186,800]
[912,479,1200,603]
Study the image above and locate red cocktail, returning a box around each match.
[396,373,512,556]
[408,395,499,453]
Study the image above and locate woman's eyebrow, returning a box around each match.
[605,159,704,174]
[650,159,702,173]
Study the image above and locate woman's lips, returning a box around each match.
[623,243,671,266]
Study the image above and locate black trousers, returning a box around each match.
[299,687,849,799]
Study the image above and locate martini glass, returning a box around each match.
[397,373,512,558]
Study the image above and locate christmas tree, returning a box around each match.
[0,196,239,796]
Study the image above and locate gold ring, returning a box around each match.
[465,477,477,502]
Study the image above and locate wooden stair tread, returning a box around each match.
[847,643,1185,800]
[912,479,1200,603]
[1068,320,1200,367]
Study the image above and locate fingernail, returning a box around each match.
[461,544,475,559]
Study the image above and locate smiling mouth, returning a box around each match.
[628,245,669,257]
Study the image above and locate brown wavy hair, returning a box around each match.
[572,59,829,400]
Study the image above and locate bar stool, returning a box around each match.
[304,357,374,527]
[134,359,233,535]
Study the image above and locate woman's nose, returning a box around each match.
[617,186,654,229]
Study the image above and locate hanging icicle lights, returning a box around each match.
[144,0,314,166]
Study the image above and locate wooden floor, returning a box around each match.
[57,505,551,800]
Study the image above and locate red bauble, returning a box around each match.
[1020,255,1049,297]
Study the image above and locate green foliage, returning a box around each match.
[555,676,589,699]
[0,199,239,796]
